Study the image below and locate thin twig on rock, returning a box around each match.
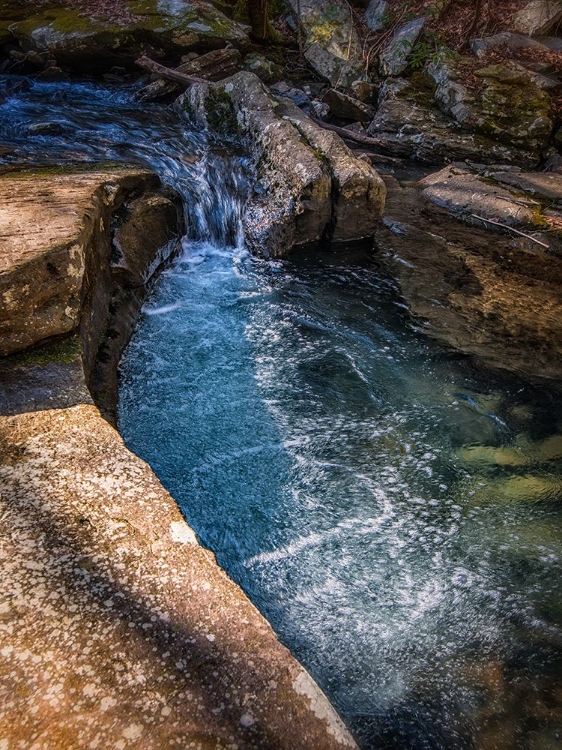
[471,213,550,248]
[310,116,394,154]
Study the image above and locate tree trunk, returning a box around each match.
[248,0,269,41]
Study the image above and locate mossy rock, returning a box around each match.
[8,1,249,70]
[428,54,553,160]
[0,333,82,370]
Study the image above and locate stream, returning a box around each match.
[2,78,562,750]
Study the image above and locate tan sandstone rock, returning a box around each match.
[0,404,357,750]
[0,168,170,357]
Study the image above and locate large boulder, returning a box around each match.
[428,56,553,161]
[366,77,534,166]
[278,99,386,243]
[285,0,364,87]
[0,168,173,356]
[176,71,386,256]
[7,1,249,70]
[514,0,562,36]
[0,166,185,419]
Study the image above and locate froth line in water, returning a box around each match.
[244,498,395,567]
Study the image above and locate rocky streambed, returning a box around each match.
[1,8,562,743]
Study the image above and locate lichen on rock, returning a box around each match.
[176,71,386,257]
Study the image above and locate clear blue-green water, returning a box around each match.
[2,78,562,749]
[118,240,562,750]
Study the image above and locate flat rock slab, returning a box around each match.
[0,168,159,355]
[0,403,357,749]
[490,170,562,202]
[420,165,538,227]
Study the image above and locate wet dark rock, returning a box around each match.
[544,152,562,172]
[379,17,425,77]
[375,173,562,382]
[27,121,66,135]
[35,65,67,81]
[322,88,375,122]
[490,169,562,202]
[364,0,388,32]
[177,71,385,256]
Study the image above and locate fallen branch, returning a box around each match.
[310,116,395,155]
[135,56,207,87]
[470,213,550,249]
[136,49,241,101]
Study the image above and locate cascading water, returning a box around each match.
[2,78,562,750]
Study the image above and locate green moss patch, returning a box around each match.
[0,333,82,370]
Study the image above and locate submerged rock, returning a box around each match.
[457,434,562,470]
[176,71,385,256]
[375,172,562,382]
